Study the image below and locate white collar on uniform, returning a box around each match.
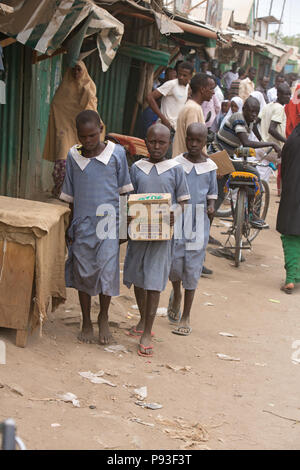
[135,158,180,175]
[175,154,218,175]
[70,140,115,171]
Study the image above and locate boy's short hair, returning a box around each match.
[238,67,246,77]
[76,110,101,129]
[190,73,211,93]
[178,61,194,74]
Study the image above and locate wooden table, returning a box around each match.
[0,240,35,347]
[0,196,69,348]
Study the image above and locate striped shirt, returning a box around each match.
[228,79,241,99]
[217,112,253,156]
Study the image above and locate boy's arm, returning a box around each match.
[269,121,286,144]
[237,131,281,156]
[66,203,73,244]
[207,199,215,223]
[147,89,172,129]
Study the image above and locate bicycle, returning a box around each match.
[220,147,272,267]
[0,419,26,450]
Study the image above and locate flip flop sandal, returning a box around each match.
[138,343,153,357]
[172,326,192,336]
[126,329,154,337]
[281,285,294,294]
[167,289,182,324]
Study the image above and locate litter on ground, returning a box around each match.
[216,353,240,362]
[79,371,117,387]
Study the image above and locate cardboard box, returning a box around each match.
[209,150,235,177]
[128,193,173,241]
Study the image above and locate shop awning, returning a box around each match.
[119,44,170,66]
[0,0,124,71]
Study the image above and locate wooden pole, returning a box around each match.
[0,3,14,14]
[187,0,208,14]
[276,0,286,41]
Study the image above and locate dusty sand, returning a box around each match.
[1,180,300,450]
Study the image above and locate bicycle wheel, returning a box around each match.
[234,190,246,267]
[216,188,238,218]
[246,180,270,244]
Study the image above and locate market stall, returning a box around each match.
[0,197,69,347]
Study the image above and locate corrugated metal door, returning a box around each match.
[84,52,132,134]
[20,51,63,198]
[0,43,24,197]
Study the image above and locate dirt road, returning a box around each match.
[1,180,300,450]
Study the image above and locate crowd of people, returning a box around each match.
[42,58,300,357]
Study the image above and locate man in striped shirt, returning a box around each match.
[228,68,246,99]
[215,96,281,228]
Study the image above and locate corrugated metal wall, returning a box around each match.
[0,43,24,197]
[0,44,63,199]
[0,47,131,198]
[84,52,132,134]
[20,51,63,198]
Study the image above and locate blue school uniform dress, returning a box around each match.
[169,154,218,290]
[60,141,133,297]
[123,159,190,292]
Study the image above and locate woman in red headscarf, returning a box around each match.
[275,84,300,195]
[285,84,300,138]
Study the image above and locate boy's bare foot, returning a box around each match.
[78,321,95,343]
[98,313,112,345]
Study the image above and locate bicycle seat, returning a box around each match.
[225,171,260,196]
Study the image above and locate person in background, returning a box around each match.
[256,76,270,104]
[200,61,212,75]
[43,61,99,198]
[211,100,231,133]
[285,84,300,138]
[239,67,257,102]
[147,61,193,132]
[260,83,292,195]
[267,74,285,103]
[276,123,300,294]
[228,68,246,99]
[216,96,282,228]
[201,77,221,129]
[285,72,298,91]
[211,66,222,88]
[138,106,158,140]
[223,63,238,95]
[147,62,193,158]
[164,67,177,82]
[139,68,178,139]
[173,73,215,157]
[219,96,243,130]
[250,90,266,114]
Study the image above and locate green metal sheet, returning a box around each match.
[0,43,24,197]
[20,51,63,198]
[119,45,170,66]
[84,52,132,134]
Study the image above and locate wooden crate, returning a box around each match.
[0,241,35,347]
[128,193,173,241]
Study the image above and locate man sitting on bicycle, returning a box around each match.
[213,96,281,228]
